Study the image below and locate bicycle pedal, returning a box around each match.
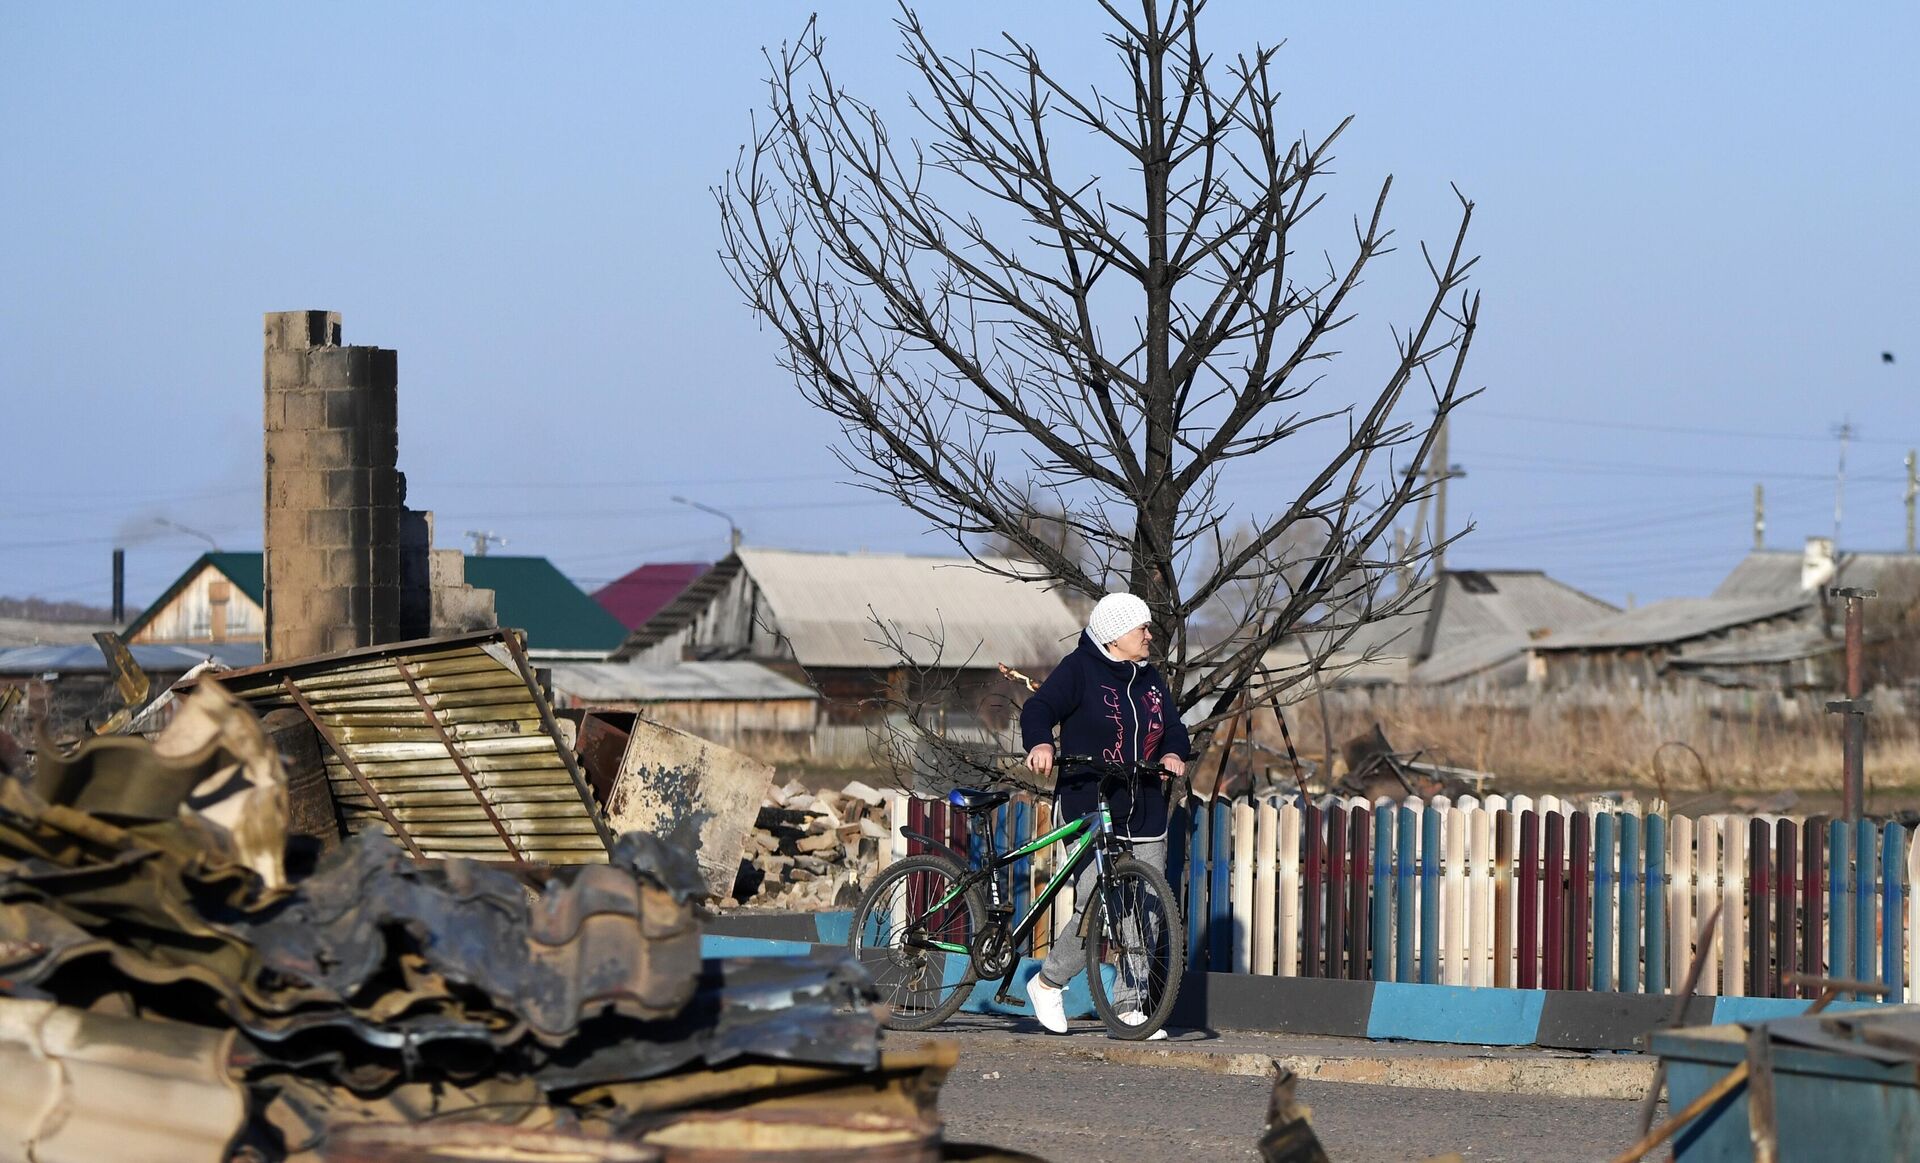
[992,989,1028,1008]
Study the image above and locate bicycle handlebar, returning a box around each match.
[1053,755,1171,777]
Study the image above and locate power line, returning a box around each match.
[1473,408,1914,446]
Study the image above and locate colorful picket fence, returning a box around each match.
[889,791,1920,1001]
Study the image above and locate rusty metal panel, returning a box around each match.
[0,998,243,1163]
[605,717,775,899]
[208,630,612,863]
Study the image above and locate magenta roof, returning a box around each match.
[591,562,710,630]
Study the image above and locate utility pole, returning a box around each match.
[1827,586,1876,822]
[465,530,506,557]
[1753,483,1765,551]
[1832,418,1853,545]
[1429,417,1465,572]
[1906,450,1916,554]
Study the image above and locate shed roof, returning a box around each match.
[548,660,819,703]
[0,617,117,648]
[737,547,1080,669]
[0,641,264,674]
[592,563,710,631]
[1713,549,1914,600]
[1423,570,1618,657]
[1531,593,1809,652]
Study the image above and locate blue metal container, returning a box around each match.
[1652,1007,1920,1162]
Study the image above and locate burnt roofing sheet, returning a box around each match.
[209,630,612,864]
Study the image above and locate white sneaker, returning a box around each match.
[1028,975,1069,1034]
[1114,1010,1169,1040]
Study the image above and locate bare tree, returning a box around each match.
[719,1,1478,735]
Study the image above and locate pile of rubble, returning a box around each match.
[735,779,892,910]
[0,682,996,1162]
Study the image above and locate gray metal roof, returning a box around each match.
[1668,624,1841,668]
[0,617,117,648]
[733,547,1081,669]
[1424,570,1618,657]
[547,660,819,703]
[1531,593,1810,652]
[0,641,264,674]
[1713,549,1915,600]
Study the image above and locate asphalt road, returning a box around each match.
[936,1041,1647,1162]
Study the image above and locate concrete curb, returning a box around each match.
[1089,1044,1652,1100]
[709,912,1881,1052]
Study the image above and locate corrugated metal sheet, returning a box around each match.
[1713,549,1911,600]
[0,641,263,674]
[1423,570,1617,658]
[1531,593,1810,652]
[550,660,819,703]
[1669,624,1841,667]
[0,998,243,1163]
[731,546,1080,669]
[209,630,611,864]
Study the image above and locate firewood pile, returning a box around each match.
[730,779,892,910]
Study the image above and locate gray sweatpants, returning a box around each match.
[1037,836,1166,1011]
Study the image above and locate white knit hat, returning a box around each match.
[1087,592,1151,646]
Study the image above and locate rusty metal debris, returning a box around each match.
[0,666,1019,1160]
[1257,1065,1330,1163]
[0,997,245,1163]
[202,629,615,864]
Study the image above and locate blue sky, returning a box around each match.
[2,2,1914,612]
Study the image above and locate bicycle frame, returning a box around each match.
[910,794,1125,983]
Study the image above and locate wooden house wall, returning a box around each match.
[129,565,264,644]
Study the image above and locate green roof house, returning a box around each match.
[127,552,624,661]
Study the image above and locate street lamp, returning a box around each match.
[671,496,742,551]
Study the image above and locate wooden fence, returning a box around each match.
[889,791,1919,1000]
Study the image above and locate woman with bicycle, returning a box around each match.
[1020,592,1189,1037]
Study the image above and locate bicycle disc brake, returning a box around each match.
[971,912,1015,978]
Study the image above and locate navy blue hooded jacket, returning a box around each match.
[1019,631,1192,839]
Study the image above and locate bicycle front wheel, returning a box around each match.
[849,854,986,1032]
[1085,856,1184,1040]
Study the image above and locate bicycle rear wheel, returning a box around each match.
[849,854,986,1032]
[1085,856,1184,1040]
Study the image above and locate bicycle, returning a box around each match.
[848,756,1185,1040]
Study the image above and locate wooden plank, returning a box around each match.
[1749,818,1771,997]
[1303,803,1324,978]
[1443,807,1466,985]
[1421,802,1441,985]
[1231,798,1257,975]
[1518,809,1539,989]
[1644,813,1666,994]
[1396,799,1419,983]
[1882,823,1904,1003]
[1277,802,1302,977]
[1829,818,1852,983]
[1696,816,1721,995]
[1723,817,1746,997]
[1469,806,1492,988]
[1855,818,1877,996]
[1570,809,1591,991]
[1252,796,1278,975]
[1775,820,1796,1001]
[1325,803,1347,977]
[1371,799,1393,982]
[1803,816,1826,999]
[1669,814,1695,998]
[1210,798,1233,971]
[1594,811,1616,993]
[1494,809,1515,989]
[1621,812,1643,993]
[1543,809,1565,990]
[1349,806,1371,981]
